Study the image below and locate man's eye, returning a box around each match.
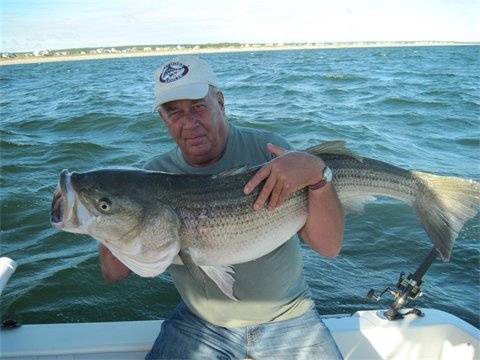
[192,104,207,112]
[168,111,182,122]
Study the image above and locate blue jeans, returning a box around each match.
[145,302,343,360]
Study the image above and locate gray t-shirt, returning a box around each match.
[145,125,314,327]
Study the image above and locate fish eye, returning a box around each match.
[98,198,112,212]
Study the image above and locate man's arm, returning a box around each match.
[243,143,344,257]
[299,182,344,257]
[99,243,131,283]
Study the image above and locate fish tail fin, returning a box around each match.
[412,171,480,261]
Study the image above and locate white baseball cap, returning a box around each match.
[152,56,220,113]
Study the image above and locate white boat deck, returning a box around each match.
[1,308,479,359]
[1,258,479,359]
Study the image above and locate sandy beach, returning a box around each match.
[1,42,476,66]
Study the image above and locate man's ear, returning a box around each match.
[216,91,225,113]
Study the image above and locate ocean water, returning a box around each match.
[1,46,479,328]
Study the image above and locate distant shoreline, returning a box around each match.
[1,42,477,66]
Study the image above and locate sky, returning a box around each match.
[1,0,479,53]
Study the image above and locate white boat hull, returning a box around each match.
[1,257,479,359]
[1,308,479,359]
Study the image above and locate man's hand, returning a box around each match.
[243,143,326,211]
[244,143,344,257]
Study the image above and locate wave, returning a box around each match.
[1,45,478,326]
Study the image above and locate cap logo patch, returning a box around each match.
[159,62,189,83]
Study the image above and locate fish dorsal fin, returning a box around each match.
[216,166,249,177]
[339,194,377,213]
[306,141,363,162]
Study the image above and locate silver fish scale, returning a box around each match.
[327,156,420,206]
[173,185,309,266]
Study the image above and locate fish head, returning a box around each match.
[51,169,145,241]
[50,169,181,277]
[51,169,91,234]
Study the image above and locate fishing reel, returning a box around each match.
[367,271,424,320]
[367,247,438,321]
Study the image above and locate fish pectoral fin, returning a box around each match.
[179,250,238,301]
[179,249,207,291]
[200,265,238,301]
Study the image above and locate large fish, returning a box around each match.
[50,141,480,299]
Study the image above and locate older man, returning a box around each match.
[100,55,344,359]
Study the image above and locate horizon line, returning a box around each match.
[2,40,479,55]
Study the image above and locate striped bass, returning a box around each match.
[50,141,480,299]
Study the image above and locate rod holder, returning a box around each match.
[367,247,438,321]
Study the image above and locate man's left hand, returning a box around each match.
[243,143,325,211]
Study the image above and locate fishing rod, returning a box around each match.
[366,246,438,321]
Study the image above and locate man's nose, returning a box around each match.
[183,112,198,129]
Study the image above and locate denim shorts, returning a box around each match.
[145,302,343,360]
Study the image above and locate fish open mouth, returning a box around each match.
[51,187,64,224]
[50,170,70,227]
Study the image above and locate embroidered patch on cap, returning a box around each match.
[159,62,189,83]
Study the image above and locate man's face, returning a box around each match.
[159,88,228,167]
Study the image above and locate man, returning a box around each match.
[99,55,344,359]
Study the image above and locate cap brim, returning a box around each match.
[152,83,209,113]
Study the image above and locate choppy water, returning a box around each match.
[1,46,479,327]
